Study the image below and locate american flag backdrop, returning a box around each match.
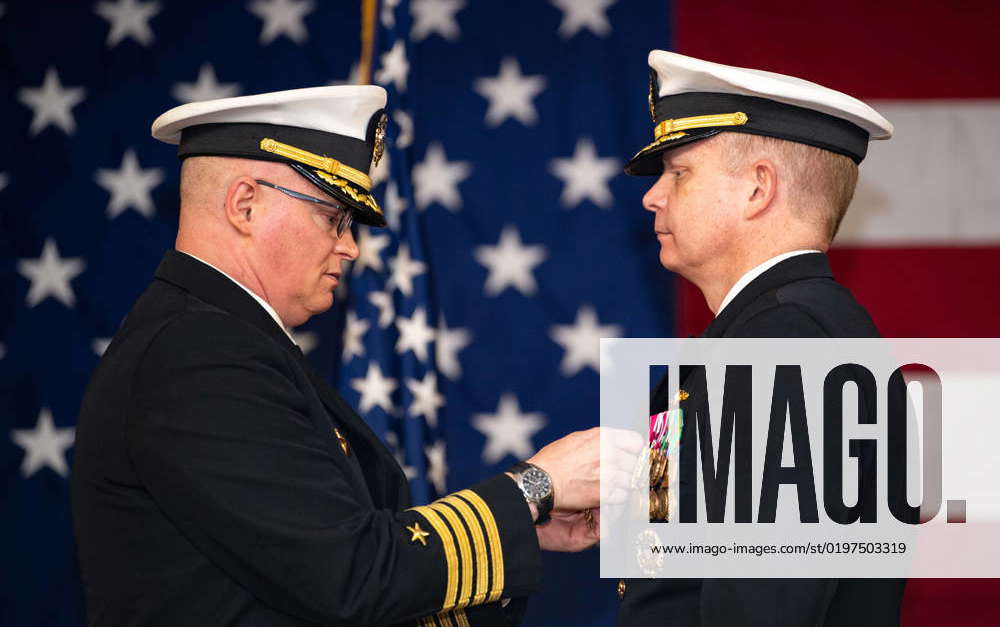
[2,1,668,625]
[2,1,998,626]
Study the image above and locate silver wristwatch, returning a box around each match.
[508,462,554,525]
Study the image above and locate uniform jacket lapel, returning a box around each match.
[153,250,408,509]
[301,365,410,509]
[702,252,834,339]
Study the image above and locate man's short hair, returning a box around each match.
[178,156,244,208]
[718,133,859,240]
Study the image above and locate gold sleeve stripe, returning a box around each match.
[453,609,471,627]
[409,506,459,610]
[439,495,490,605]
[418,617,434,627]
[437,614,454,627]
[430,502,474,609]
[454,490,505,602]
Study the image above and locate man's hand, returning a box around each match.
[527,427,600,512]
[600,427,644,505]
[537,509,599,552]
[527,426,644,513]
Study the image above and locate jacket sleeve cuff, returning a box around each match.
[466,473,543,599]
[408,474,542,614]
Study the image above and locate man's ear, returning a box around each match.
[224,176,258,236]
[745,159,778,220]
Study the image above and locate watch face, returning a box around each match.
[521,468,552,500]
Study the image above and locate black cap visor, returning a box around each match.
[290,163,386,228]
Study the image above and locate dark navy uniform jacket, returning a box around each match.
[72,250,541,626]
[618,252,907,627]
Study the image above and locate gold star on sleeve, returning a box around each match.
[407,521,431,546]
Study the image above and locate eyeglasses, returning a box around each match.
[255,179,354,237]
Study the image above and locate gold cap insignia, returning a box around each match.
[647,69,659,123]
[372,113,387,168]
[260,137,373,191]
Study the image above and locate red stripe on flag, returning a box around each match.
[677,277,711,338]
[902,578,1000,627]
[674,0,1000,99]
[829,247,1000,337]
[678,247,1000,338]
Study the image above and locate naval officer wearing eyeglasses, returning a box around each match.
[71,86,608,627]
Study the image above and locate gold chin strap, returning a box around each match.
[653,111,748,140]
[259,138,373,191]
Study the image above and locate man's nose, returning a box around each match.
[642,176,668,213]
[337,227,360,260]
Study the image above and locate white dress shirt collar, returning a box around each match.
[715,250,821,317]
[179,251,296,343]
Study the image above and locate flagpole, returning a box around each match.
[358,0,378,84]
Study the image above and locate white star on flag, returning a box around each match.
[411,0,465,42]
[474,225,547,297]
[396,308,435,361]
[549,137,619,208]
[388,244,427,298]
[350,363,397,413]
[381,0,400,28]
[92,338,112,356]
[11,408,75,478]
[17,238,86,308]
[436,316,471,380]
[95,149,165,219]
[407,372,445,427]
[18,67,86,136]
[550,0,616,38]
[369,290,395,328]
[412,142,472,211]
[384,181,406,231]
[473,393,546,464]
[353,226,390,275]
[342,311,369,362]
[474,57,547,127]
[375,40,409,92]
[393,110,414,148]
[172,64,241,103]
[425,440,448,493]
[550,305,623,376]
[289,329,318,355]
[248,0,314,45]
[94,0,161,47]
